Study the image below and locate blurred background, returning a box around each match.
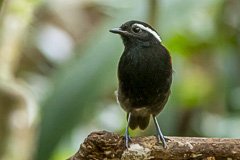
[0,0,239,159]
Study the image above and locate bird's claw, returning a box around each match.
[124,131,132,148]
[156,133,167,149]
[153,134,170,140]
[164,136,170,141]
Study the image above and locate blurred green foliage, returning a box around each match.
[36,24,122,160]
[0,0,240,160]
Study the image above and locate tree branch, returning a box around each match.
[67,131,240,160]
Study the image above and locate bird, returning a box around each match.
[110,20,173,148]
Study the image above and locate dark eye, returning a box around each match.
[132,26,141,33]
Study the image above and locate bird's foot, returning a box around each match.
[124,130,132,148]
[153,134,170,141]
[156,133,167,149]
[164,136,170,141]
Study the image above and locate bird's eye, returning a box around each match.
[132,26,141,33]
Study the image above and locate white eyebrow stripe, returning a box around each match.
[134,23,162,42]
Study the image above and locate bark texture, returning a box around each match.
[67,131,240,160]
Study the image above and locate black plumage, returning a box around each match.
[110,20,173,148]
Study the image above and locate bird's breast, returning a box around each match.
[118,46,172,107]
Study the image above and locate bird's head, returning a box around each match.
[110,20,162,47]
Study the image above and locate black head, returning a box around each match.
[110,20,162,47]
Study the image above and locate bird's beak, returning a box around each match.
[109,28,127,35]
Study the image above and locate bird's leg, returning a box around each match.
[124,112,132,148]
[153,116,167,148]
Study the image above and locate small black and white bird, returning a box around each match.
[110,20,173,148]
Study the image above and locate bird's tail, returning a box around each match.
[127,113,150,130]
